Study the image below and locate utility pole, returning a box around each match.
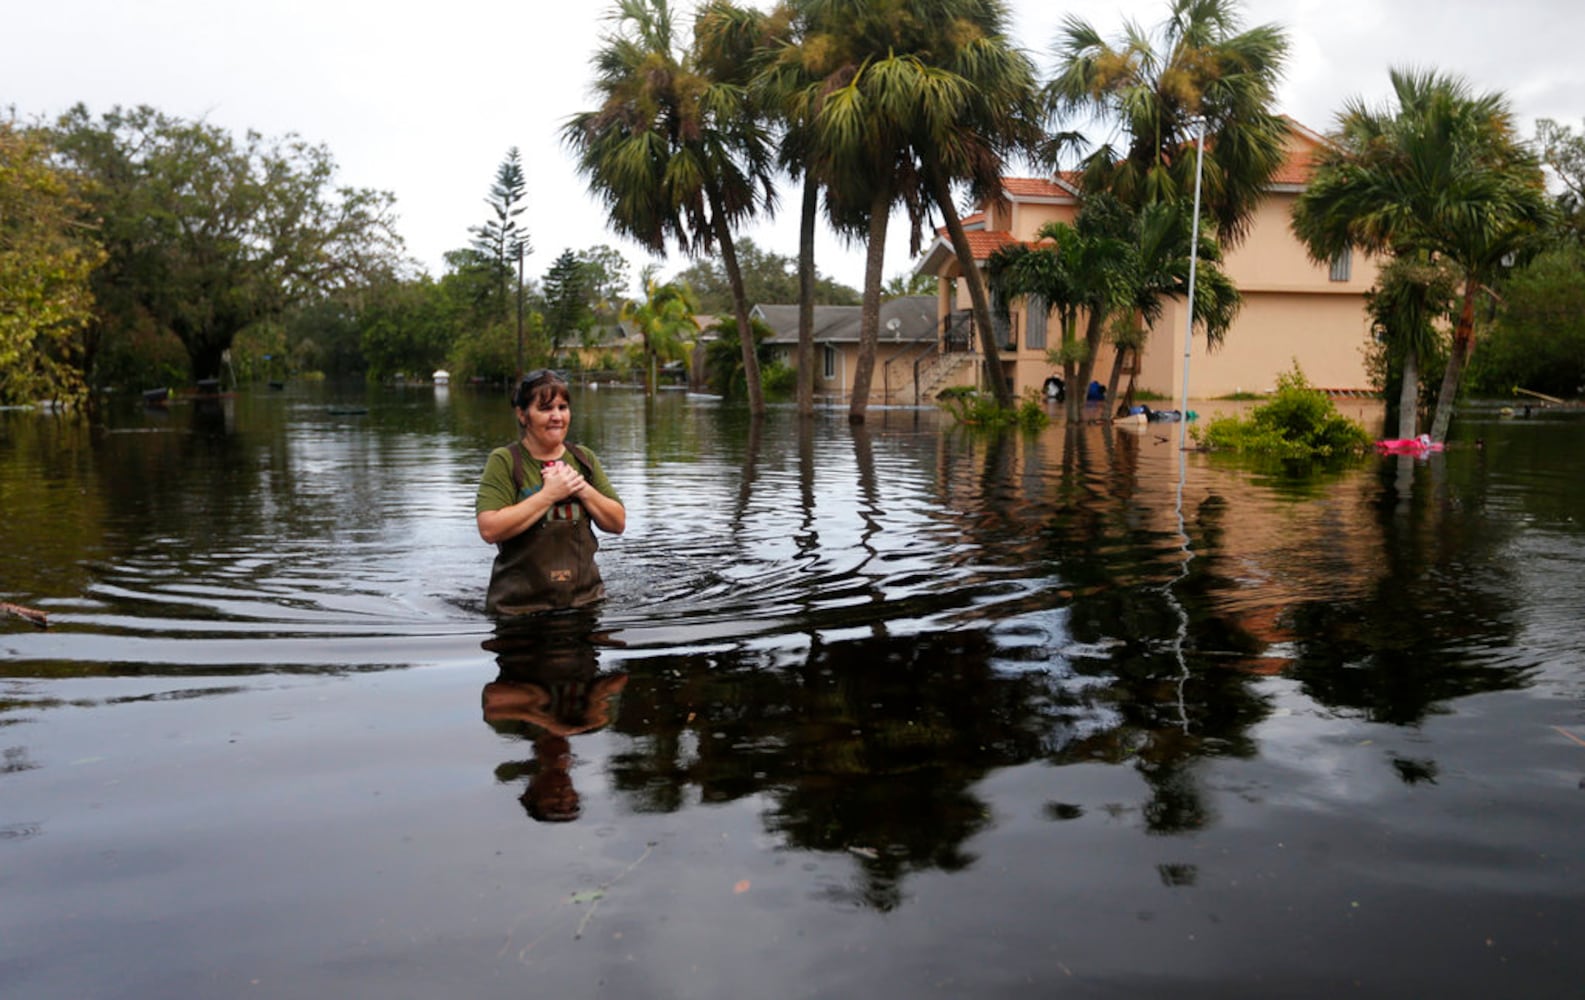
[515,241,525,382]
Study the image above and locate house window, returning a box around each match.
[1025,295,1048,351]
[823,345,837,380]
[1329,248,1352,282]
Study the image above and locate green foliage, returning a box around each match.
[1291,70,1555,440]
[702,315,774,399]
[1468,244,1585,398]
[450,314,544,385]
[882,270,937,298]
[470,146,530,273]
[1197,364,1373,458]
[357,276,460,381]
[229,321,287,383]
[936,386,1048,432]
[622,273,700,394]
[668,237,858,312]
[1050,0,1292,248]
[541,249,593,352]
[760,359,796,398]
[0,121,103,407]
[1536,118,1585,242]
[50,104,404,384]
[282,299,363,379]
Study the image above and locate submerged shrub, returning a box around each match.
[937,386,1049,432]
[1196,364,1373,459]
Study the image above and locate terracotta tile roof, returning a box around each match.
[934,229,1016,259]
[1001,176,1076,199]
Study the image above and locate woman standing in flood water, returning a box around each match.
[475,370,625,615]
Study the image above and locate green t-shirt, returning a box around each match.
[475,444,621,522]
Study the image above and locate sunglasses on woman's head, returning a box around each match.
[514,369,558,405]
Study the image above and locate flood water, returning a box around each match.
[3,384,1583,998]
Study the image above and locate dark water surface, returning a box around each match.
[3,385,1583,998]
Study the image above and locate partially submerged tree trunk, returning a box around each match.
[927,166,1011,407]
[796,175,818,418]
[1068,306,1109,422]
[848,189,891,424]
[711,189,765,416]
[1429,278,1479,442]
[1396,342,1420,440]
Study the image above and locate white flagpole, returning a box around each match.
[1177,119,1207,453]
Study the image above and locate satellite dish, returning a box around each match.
[887,317,902,339]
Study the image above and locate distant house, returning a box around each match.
[752,296,967,405]
[913,120,1380,401]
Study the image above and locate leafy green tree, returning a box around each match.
[1536,118,1585,242]
[564,0,777,414]
[1048,0,1291,248]
[50,104,404,384]
[283,298,363,378]
[357,276,459,381]
[1469,244,1585,399]
[1291,70,1555,441]
[541,249,594,353]
[574,244,633,313]
[668,236,857,311]
[0,121,104,408]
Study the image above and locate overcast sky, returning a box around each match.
[8,1,1581,295]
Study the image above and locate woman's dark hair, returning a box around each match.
[512,369,569,409]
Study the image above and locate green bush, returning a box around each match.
[936,386,1049,432]
[1196,364,1373,458]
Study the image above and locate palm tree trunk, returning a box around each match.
[1070,307,1108,422]
[1396,342,1420,440]
[1429,278,1478,442]
[796,174,818,418]
[1105,344,1129,408]
[710,186,765,415]
[926,165,1011,407]
[849,188,891,424]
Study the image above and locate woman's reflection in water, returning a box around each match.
[481,612,627,823]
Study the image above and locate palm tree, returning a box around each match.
[1291,69,1554,442]
[901,1,1042,409]
[1048,0,1291,248]
[757,0,938,422]
[564,0,776,414]
[621,271,700,395]
[1364,255,1459,440]
[989,195,1237,421]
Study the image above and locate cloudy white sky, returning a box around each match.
[8,0,1582,295]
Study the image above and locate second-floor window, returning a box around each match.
[1329,248,1353,282]
[1026,295,1048,351]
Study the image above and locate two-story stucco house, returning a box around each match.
[912,120,1379,402]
